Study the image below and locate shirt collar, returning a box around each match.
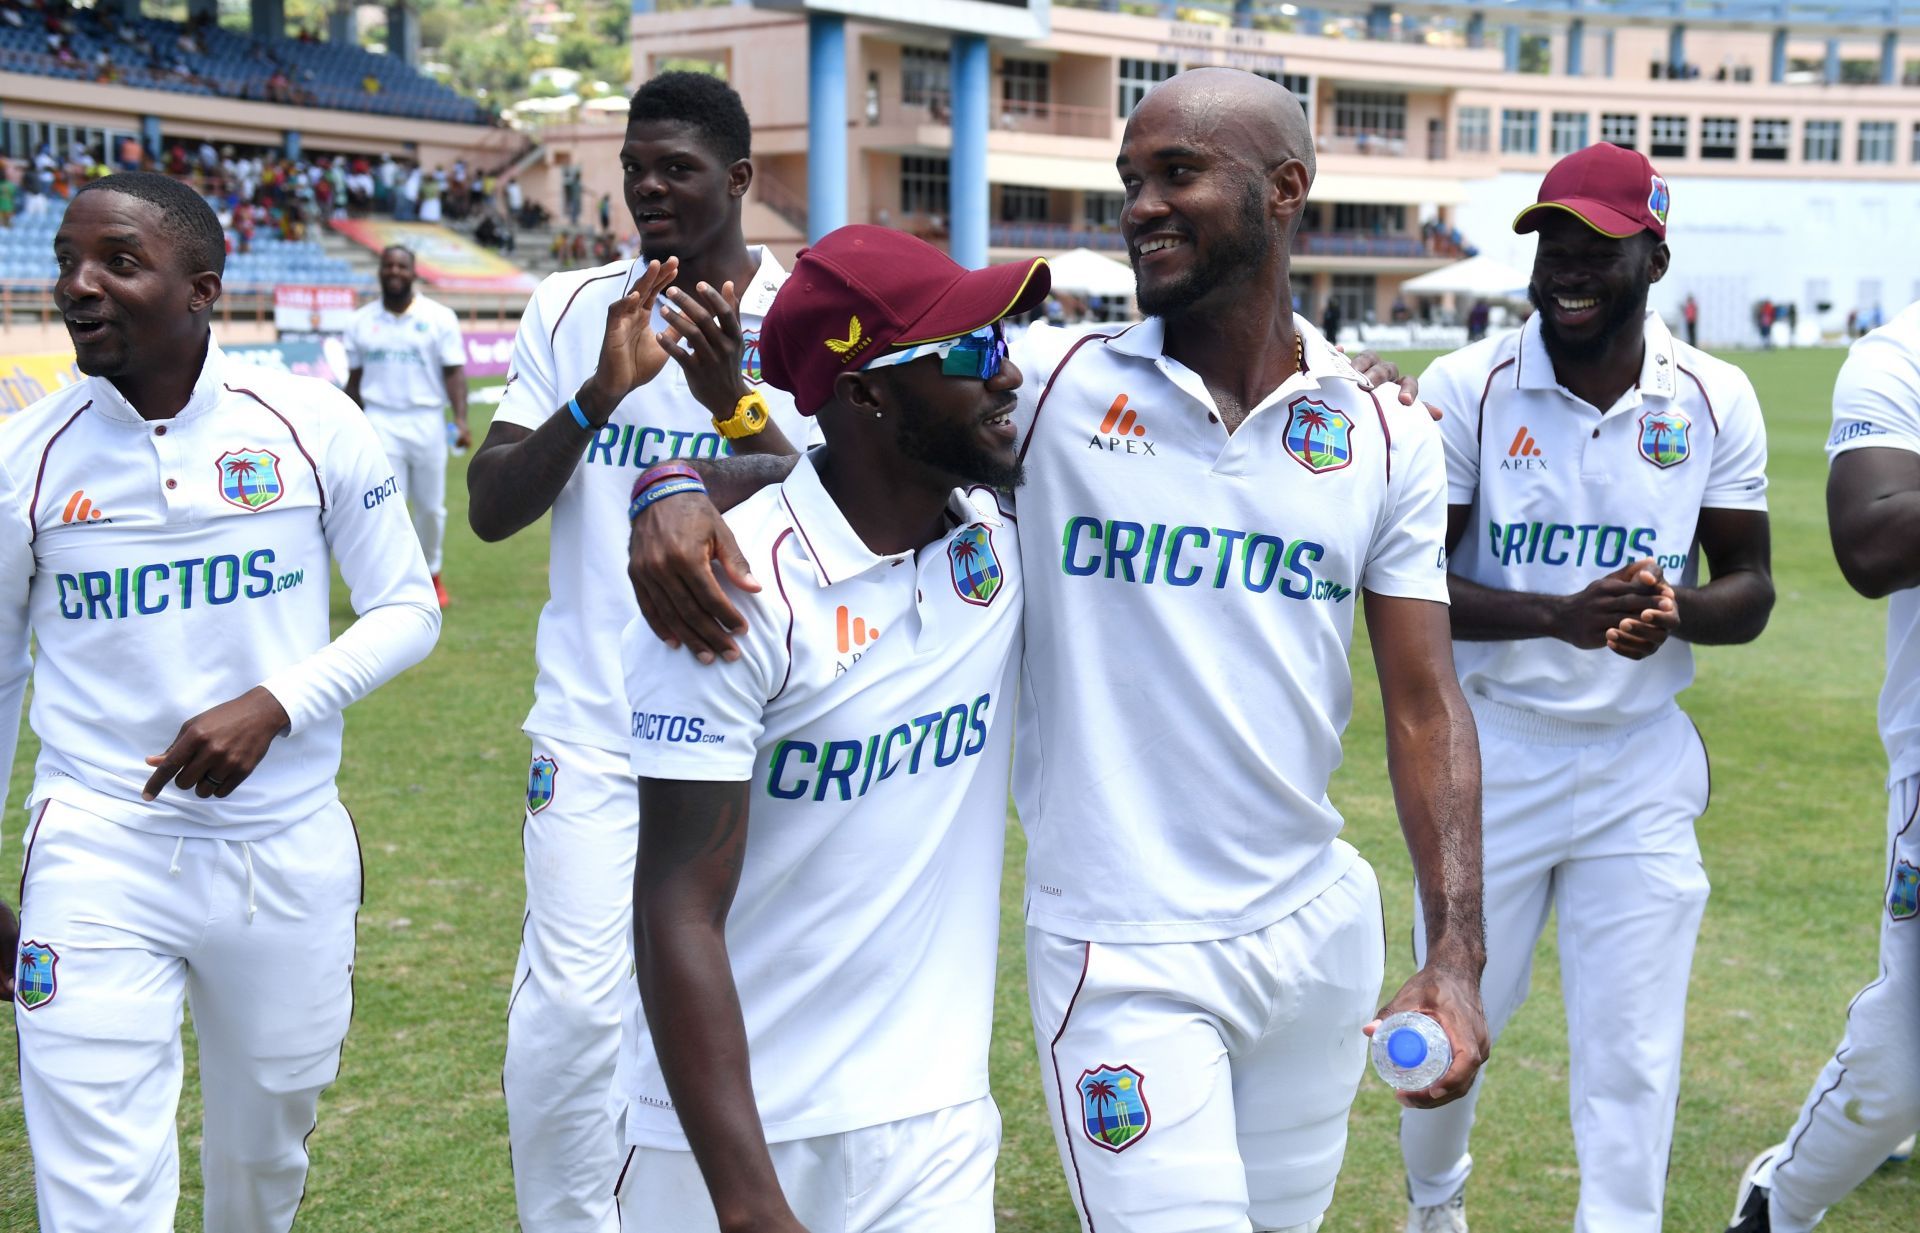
[618,247,788,317]
[778,450,1000,588]
[1106,314,1370,387]
[1516,308,1679,400]
[85,334,229,424]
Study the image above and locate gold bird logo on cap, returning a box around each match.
[824,316,864,355]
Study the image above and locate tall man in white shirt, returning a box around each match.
[1723,304,1920,1232]
[626,68,1491,1233]
[618,226,1045,1233]
[344,244,468,608]
[1402,144,1774,1233]
[3,172,439,1232]
[465,71,808,1233]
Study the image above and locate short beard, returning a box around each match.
[1530,280,1647,363]
[894,404,1025,492]
[1135,176,1274,320]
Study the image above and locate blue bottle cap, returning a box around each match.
[1387,1026,1428,1069]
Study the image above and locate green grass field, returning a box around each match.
[2,347,1913,1231]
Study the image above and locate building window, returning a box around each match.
[1804,119,1842,163]
[1752,118,1791,161]
[1601,113,1638,150]
[901,47,949,107]
[1650,115,1688,159]
[1701,116,1739,160]
[1457,106,1490,154]
[1118,58,1175,118]
[1334,89,1407,141]
[1860,120,1897,163]
[1083,191,1124,229]
[900,155,950,217]
[1912,122,1920,162]
[1332,203,1407,234]
[999,184,1050,224]
[1500,109,1539,155]
[1550,111,1588,156]
[1257,71,1314,128]
[1329,273,1377,324]
[1001,58,1050,115]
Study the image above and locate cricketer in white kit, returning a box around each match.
[1403,144,1774,1233]
[342,244,468,598]
[464,71,810,1232]
[4,173,440,1233]
[1724,301,1920,1233]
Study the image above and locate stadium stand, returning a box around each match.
[0,0,490,124]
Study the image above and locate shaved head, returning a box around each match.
[1128,67,1316,186]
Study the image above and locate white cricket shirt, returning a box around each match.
[342,294,466,413]
[1010,316,1450,944]
[0,340,441,840]
[494,250,810,753]
[1828,299,1920,782]
[619,453,1021,1145]
[1427,310,1769,727]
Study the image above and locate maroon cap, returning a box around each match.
[760,225,1051,414]
[1513,143,1670,240]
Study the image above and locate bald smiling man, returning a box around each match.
[622,68,1492,1233]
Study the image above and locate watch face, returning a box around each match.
[746,403,767,429]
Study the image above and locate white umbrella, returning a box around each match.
[1045,247,1136,298]
[1400,255,1530,299]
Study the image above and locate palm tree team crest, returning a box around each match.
[1637,408,1692,469]
[949,525,1004,607]
[1283,397,1355,474]
[1077,1063,1150,1153]
[216,449,286,511]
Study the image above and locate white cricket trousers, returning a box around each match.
[504,735,639,1233]
[13,797,361,1233]
[1400,699,1711,1232]
[614,1096,1000,1232]
[1029,856,1383,1233]
[1763,773,1920,1233]
[365,406,447,574]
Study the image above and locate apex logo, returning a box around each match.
[60,490,110,525]
[834,605,880,674]
[1089,395,1156,456]
[1500,426,1547,471]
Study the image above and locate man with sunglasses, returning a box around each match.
[614,226,1044,1232]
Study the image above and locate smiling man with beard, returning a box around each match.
[1397,143,1775,1233]
[614,227,1044,1233]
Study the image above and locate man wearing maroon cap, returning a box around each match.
[612,226,1046,1233]
[1397,142,1774,1233]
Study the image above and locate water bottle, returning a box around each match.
[1371,1011,1451,1091]
[447,419,467,458]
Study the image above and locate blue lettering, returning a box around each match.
[964,695,990,755]
[1542,524,1571,565]
[206,555,241,605]
[934,704,969,768]
[1166,526,1207,586]
[908,713,942,774]
[57,574,80,619]
[1630,527,1657,558]
[1242,534,1285,593]
[768,741,815,800]
[585,424,617,465]
[877,724,912,780]
[1501,523,1528,566]
[634,426,667,467]
[1282,540,1323,600]
[1104,520,1144,582]
[134,564,168,614]
[243,549,274,598]
[1594,525,1627,569]
[812,739,863,802]
[1062,517,1102,577]
[1211,528,1247,588]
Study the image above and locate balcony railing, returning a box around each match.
[888,91,1114,140]
[977,220,1453,260]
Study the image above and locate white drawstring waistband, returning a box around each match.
[240,841,258,923]
[168,837,184,878]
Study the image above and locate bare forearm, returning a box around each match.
[1387,693,1485,972]
[690,454,800,515]
[635,916,792,1230]
[466,412,600,541]
[1446,575,1565,642]
[1673,571,1774,645]
[446,371,468,427]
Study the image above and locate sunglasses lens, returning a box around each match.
[941,328,1006,380]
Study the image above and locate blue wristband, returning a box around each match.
[567,395,592,430]
[628,477,707,521]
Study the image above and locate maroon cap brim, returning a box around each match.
[1513,199,1648,239]
[894,258,1053,346]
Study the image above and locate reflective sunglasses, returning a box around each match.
[864,323,1008,381]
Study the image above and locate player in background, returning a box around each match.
[1723,304,1920,1232]
[1,172,439,1232]
[1401,145,1773,1233]
[464,72,808,1233]
[617,227,1044,1232]
[343,244,468,608]
[626,68,1490,1233]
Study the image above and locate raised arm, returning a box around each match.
[1364,590,1490,1110]
[634,776,807,1233]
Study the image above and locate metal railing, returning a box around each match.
[892,92,1115,140]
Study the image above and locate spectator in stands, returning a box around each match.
[562,164,581,228]
[398,162,420,221]
[1322,294,1343,342]
[1683,293,1700,347]
[166,145,189,177]
[419,168,443,223]
[198,141,218,177]
[597,191,610,231]
[504,175,523,222]
[233,199,256,254]
[0,165,14,230]
[377,154,398,212]
[117,135,143,173]
[1467,298,1490,342]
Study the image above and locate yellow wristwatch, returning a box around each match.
[713,390,771,439]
